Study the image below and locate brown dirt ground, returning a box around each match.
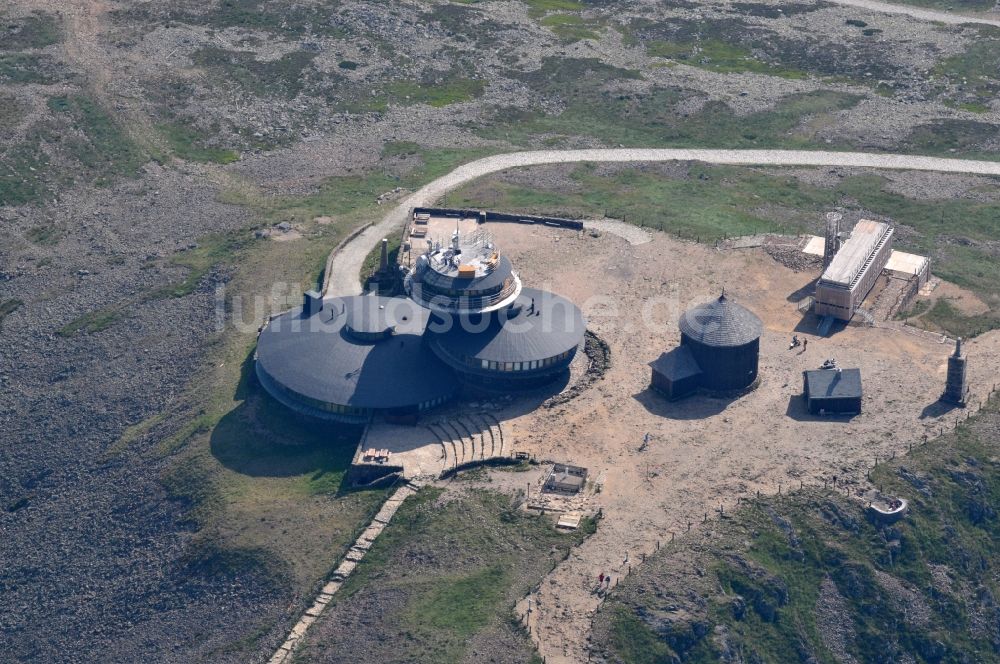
[471,221,1000,664]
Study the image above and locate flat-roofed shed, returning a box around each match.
[803,367,862,415]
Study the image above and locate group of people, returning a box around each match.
[594,572,613,595]
[789,335,809,351]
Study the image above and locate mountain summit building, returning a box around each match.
[255,218,586,423]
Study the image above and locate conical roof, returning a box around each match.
[679,292,762,347]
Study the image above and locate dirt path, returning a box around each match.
[324,148,1000,297]
[18,0,163,150]
[825,0,1000,27]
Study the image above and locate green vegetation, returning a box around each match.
[524,0,586,17]
[384,76,484,108]
[0,11,61,50]
[191,47,317,99]
[479,59,860,149]
[0,93,26,129]
[0,53,61,84]
[57,306,127,337]
[885,0,995,10]
[934,29,1000,115]
[47,94,147,184]
[226,141,499,225]
[443,163,1000,335]
[159,122,239,164]
[360,233,402,285]
[915,298,1000,339]
[0,299,23,332]
[645,37,807,79]
[25,222,63,246]
[904,119,1000,160]
[295,488,590,663]
[609,606,675,664]
[539,13,603,41]
[599,395,1000,662]
[144,234,248,300]
[0,141,48,206]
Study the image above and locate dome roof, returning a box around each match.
[428,288,585,364]
[256,296,456,410]
[679,292,762,347]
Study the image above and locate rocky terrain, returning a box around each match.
[591,395,1000,663]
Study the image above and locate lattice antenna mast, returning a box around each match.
[824,211,843,269]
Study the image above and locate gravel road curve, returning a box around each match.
[325,148,1000,297]
[825,0,1000,27]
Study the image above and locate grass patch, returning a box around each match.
[916,298,1000,339]
[385,76,484,108]
[360,232,402,286]
[0,53,61,84]
[646,37,807,79]
[609,605,677,663]
[903,119,1000,160]
[230,142,499,225]
[0,93,26,129]
[0,298,23,331]
[408,565,509,636]
[299,488,591,662]
[524,0,585,17]
[480,59,860,150]
[0,11,61,50]
[143,233,247,300]
[57,305,127,337]
[539,13,602,41]
[894,298,930,321]
[0,140,48,206]
[47,94,147,184]
[25,223,63,245]
[597,395,1000,662]
[159,122,239,164]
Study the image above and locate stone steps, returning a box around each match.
[267,479,422,664]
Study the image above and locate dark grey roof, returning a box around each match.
[256,296,457,409]
[343,296,399,335]
[679,293,763,347]
[417,254,514,293]
[804,368,862,399]
[649,346,702,380]
[428,288,585,364]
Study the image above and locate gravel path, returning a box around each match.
[825,0,1000,27]
[325,148,1000,297]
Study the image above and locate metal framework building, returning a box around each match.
[814,220,894,321]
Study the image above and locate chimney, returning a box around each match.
[303,290,323,317]
[379,238,389,272]
[942,337,969,406]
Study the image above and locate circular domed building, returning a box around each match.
[426,288,585,390]
[256,221,587,424]
[255,295,457,423]
[406,229,585,391]
[651,292,762,400]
